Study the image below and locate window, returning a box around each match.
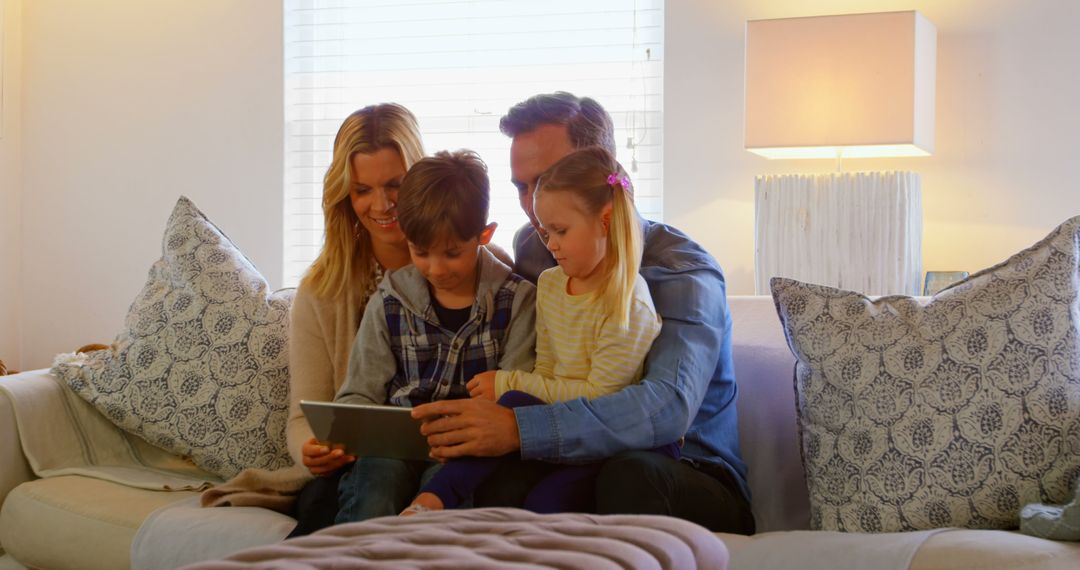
[284,0,663,286]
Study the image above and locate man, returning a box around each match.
[412,92,753,533]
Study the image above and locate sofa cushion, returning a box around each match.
[772,215,1080,533]
[52,197,294,479]
[0,476,198,570]
[909,529,1080,570]
[720,528,1080,570]
[729,296,809,532]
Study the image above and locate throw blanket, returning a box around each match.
[0,368,218,490]
[200,464,311,512]
[181,508,730,570]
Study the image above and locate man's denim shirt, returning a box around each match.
[512,219,750,500]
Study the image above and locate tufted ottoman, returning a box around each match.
[181,508,729,569]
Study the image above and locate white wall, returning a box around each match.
[0,0,22,371]
[666,0,1080,295]
[19,0,282,368]
[11,0,1080,365]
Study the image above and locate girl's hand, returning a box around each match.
[466,371,497,401]
[301,437,355,476]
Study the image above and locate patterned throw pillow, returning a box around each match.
[53,197,294,479]
[771,216,1080,533]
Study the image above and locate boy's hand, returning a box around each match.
[301,437,355,476]
[466,371,497,401]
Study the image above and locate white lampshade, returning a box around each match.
[745,11,936,159]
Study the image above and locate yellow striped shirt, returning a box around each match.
[495,267,661,403]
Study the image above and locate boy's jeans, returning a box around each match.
[335,457,442,524]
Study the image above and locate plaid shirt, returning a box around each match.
[384,274,526,407]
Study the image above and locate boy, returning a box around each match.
[333,150,537,523]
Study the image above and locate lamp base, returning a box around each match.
[754,171,923,296]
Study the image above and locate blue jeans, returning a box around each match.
[336,457,442,524]
[422,391,679,513]
[288,469,345,537]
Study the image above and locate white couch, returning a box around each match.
[1,296,1078,569]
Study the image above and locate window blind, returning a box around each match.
[284,0,664,287]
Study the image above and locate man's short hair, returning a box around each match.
[499,92,616,155]
[398,150,490,249]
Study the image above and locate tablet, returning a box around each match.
[300,400,431,461]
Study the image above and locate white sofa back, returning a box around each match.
[728,296,809,532]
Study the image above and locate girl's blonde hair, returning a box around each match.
[301,103,425,299]
[536,147,642,328]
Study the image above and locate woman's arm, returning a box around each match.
[287,287,337,466]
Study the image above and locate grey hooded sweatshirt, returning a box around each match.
[337,246,536,407]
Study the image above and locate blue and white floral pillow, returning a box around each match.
[772,216,1080,533]
[53,197,294,479]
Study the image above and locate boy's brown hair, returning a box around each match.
[398,150,490,248]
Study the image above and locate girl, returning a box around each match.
[403,146,678,515]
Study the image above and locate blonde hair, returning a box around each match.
[537,147,642,327]
[301,104,425,299]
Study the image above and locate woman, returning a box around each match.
[203,103,508,531]
[286,103,425,535]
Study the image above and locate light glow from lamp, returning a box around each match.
[744,11,936,158]
[749,144,931,160]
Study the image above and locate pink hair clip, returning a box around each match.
[606,173,632,191]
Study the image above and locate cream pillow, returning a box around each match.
[53,197,294,479]
[772,216,1080,532]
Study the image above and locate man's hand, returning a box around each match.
[466,371,497,401]
[411,399,521,460]
[300,437,355,476]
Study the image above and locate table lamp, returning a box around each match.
[745,11,936,295]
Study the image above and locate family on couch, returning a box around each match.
[241,92,754,536]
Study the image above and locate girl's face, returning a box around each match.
[534,190,611,287]
[350,148,407,248]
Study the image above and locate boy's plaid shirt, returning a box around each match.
[384,274,526,407]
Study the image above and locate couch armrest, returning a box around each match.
[0,372,40,509]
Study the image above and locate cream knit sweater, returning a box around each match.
[285,281,368,465]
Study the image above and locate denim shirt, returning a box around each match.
[512,220,750,500]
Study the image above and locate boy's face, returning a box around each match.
[408,224,496,301]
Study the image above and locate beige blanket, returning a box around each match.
[199,464,310,512]
[180,508,730,569]
[0,367,218,491]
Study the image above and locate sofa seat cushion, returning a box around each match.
[911,529,1080,570]
[720,528,1080,570]
[0,476,197,570]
